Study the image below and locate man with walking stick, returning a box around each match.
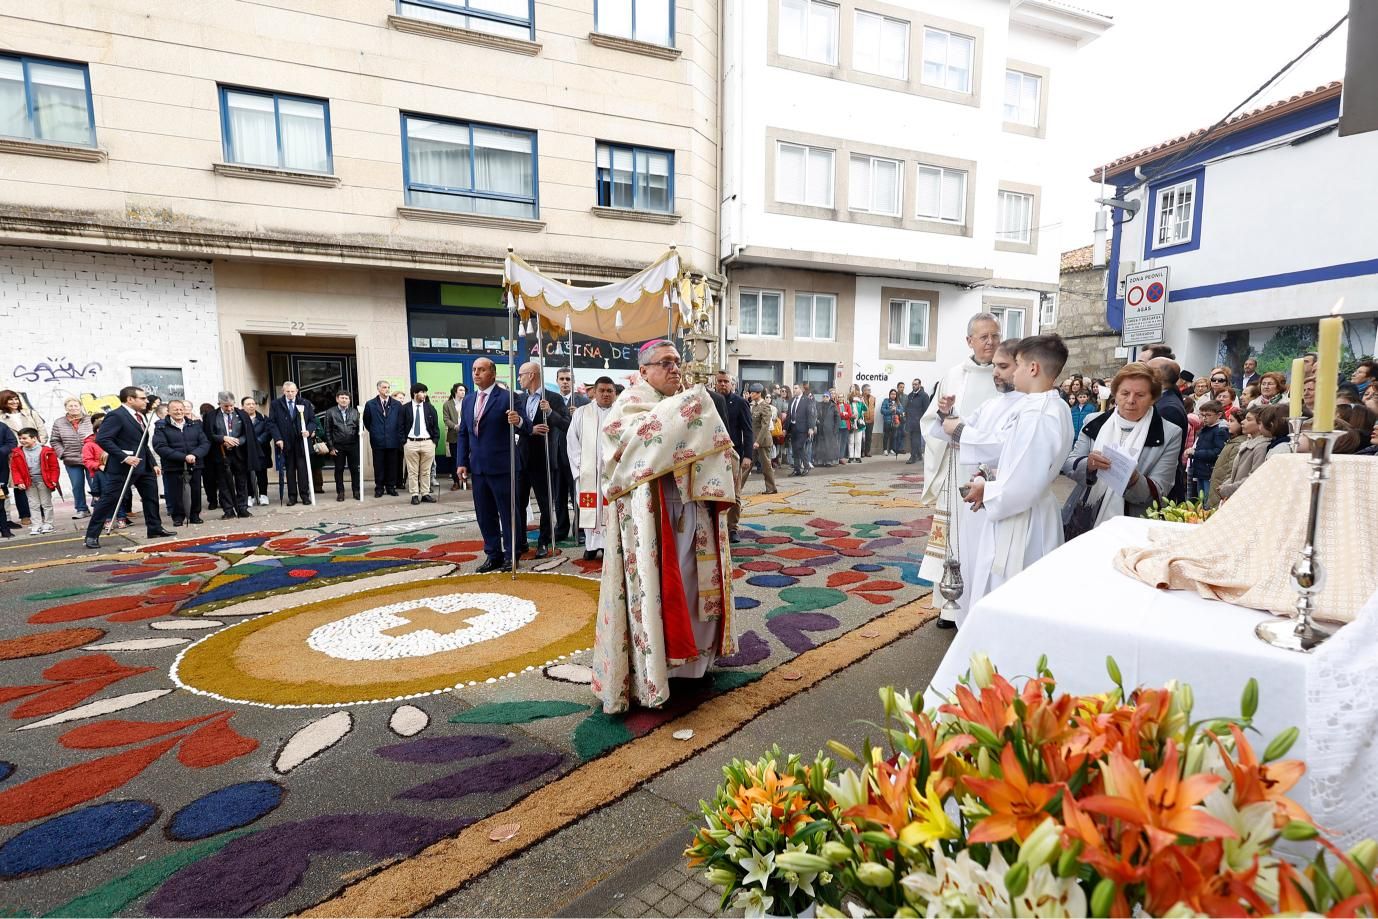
[270,381,317,506]
[209,392,260,519]
[508,361,569,559]
[455,358,519,573]
[84,387,176,549]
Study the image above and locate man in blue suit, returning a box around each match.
[363,380,403,498]
[455,357,520,572]
[85,386,176,548]
[270,381,317,506]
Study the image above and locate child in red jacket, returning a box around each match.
[11,427,63,535]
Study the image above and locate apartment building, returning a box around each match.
[719,0,1109,396]
[0,0,718,459]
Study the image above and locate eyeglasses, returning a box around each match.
[648,359,682,371]
[1210,377,1227,383]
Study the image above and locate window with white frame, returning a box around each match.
[794,293,836,341]
[1154,179,1195,248]
[887,298,929,349]
[776,141,834,208]
[778,0,840,65]
[396,0,534,40]
[849,154,901,216]
[1039,293,1057,328]
[597,0,673,47]
[916,164,966,223]
[1003,69,1040,126]
[996,189,1033,243]
[739,288,784,337]
[921,27,973,93]
[991,306,1026,340]
[853,10,908,79]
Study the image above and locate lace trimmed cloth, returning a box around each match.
[1113,455,1378,624]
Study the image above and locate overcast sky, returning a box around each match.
[1048,0,1350,254]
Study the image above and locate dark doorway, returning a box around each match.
[268,352,360,416]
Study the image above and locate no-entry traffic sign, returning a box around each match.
[1122,267,1169,346]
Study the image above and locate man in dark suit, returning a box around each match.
[85,386,176,548]
[905,378,931,464]
[455,357,519,572]
[785,382,816,476]
[1148,357,1189,501]
[152,399,210,526]
[715,370,754,541]
[363,380,403,498]
[207,391,261,518]
[505,361,569,558]
[553,368,585,541]
[269,381,317,506]
[1236,356,1260,392]
[398,383,440,505]
[322,390,362,501]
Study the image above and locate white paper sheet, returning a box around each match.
[1100,443,1137,496]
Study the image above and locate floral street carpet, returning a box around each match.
[0,465,931,917]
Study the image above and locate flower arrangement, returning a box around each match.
[689,655,1378,917]
[1144,497,1216,523]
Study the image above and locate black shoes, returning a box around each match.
[421,495,436,503]
[936,618,957,630]
[237,509,252,518]
[374,490,384,498]
[386,488,399,497]
[476,555,506,573]
[286,499,297,507]
[173,519,185,527]
[337,494,345,502]
[411,495,421,505]
[84,536,100,549]
[190,517,204,524]
[583,550,599,561]
[222,512,238,520]
[148,529,177,538]
[535,545,551,559]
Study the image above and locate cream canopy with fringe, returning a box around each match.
[504,249,693,344]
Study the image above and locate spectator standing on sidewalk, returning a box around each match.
[0,422,14,538]
[82,413,127,529]
[904,379,930,464]
[860,384,876,457]
[322,390,362,501]
[153,400,210,526]
[49,398,94,519]
[241,396,273,506]
[1,389,44,526]
[747,384,777,495]
[10,427,61,534]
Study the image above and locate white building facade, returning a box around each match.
[1100,82,1378,377]
[719,0,1109,396]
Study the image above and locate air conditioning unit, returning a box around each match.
[725,324,738,341]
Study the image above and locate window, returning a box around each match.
[739,289,784,337]
[921,28,973,93]
[596,143,673,212]
[738,361,783,392]
[1154,179,1195,248]
[996,190,1033,244]
[403,114,538,219]
[0,55,95,146]
[1039,293,1057,328]
[779,0,839,65]
[916,164,966,223]
[396,0,534,40]
[220,88,331,173]
[887,298,929,350]
[597,0,673,46]
[1004,69,1041,126]
[794,293,836,341]
[849,154,901,216]
[776,141,834,208]
[853,10,908,79]
[991,306,1026,340]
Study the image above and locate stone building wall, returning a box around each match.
[1053,246,1122,380]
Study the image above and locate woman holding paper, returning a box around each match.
[1062,362,1183,525]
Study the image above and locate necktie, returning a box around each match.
[413,404,423,438]
[225,412,232,436]
[475,391,487,435]
[381,397,388,418]
[135,409,145,429]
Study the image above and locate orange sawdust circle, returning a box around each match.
[171,573,599,707]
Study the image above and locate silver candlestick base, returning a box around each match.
[1257,430,1337,653]
[1287,416,1305,453]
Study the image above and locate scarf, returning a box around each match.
[1088,407,1154,523]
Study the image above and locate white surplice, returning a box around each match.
[962,390,1073,614]
[918,358,997,583]
[567,402,612,550]
[925,389,1024,625]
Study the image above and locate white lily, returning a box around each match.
[1203,790,1277,873]
[824,768,867,810]
[733,886,775,919]
[740,849,775,888]
[1009,863,1087,918]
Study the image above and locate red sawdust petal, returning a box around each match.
[28,596,145,625]
[363,548,421,560]
[822,537,865,549]
[0,628,105,662]
[855,593,893,605]
[826,571,867,587]
[0,737,179,826]
[815,529,849,538]
[739,560,782,572]
[12,673,148,720]
[43,654,128,682]
[176,717,259,768]
[848,580,905,593]
[0,684,51,704]
[60,714,220,750]
[105,601,182,623]
[773,546,830,560]
[779,567,816,577]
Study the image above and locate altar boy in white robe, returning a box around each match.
[928,339,1024,627]
[567,376,618,561]
[957,334,1073,615]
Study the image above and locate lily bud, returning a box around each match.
[855,862,894,888]
[1105,656,1123,687]
[776,851,833,874]
[1004,861,1030,898]
[827,740,861,763]
[1280,821,1319,841]
[1336,840,1378,899]
[969,653,996,690]
[705,867,738,888]
[1241,678,1259,720]
[895,908,919,918]
[1263,726,1299,762]
[1018,818,1061,870]
[1056,840,1083,878]
[1091,878,1117,917]
[821,841,854,865]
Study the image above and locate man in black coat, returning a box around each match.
[153,400,210,526]
[322,390,362,501]
[398,383,440,505]
[904,379,931,464]
[715,370,754,540]
[785,382,816,476]
[269,381,317,506]
[207,391,263,518]
[1148,357,1189,501]
[362,380,403,498]
[85,386,176,548]
[505,361,569,557]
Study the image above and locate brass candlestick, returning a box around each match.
[1256,431,1337,653]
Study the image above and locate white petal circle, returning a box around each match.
[388,704,429,737]
[274,711,353,774]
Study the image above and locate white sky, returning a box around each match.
[1048,0,1350,254]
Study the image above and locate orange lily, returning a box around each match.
[1061,795,1146,887]
[1218,724,1310,826]
[843,756,917,839]
[1079,743,1236,855]
[724,764,815,836]
[962,743,1060,843]
[1143,840,1272,916]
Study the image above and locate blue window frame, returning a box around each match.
[219,87,333,173]
[402,113,539,219]
[396,0,535,41]
[595,0,675,47]
[596,142,674,213]
[1143,166,1206,259]
[0,54,96,147]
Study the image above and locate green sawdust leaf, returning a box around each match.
[573,712,634,761]
[765,586,848,619]
[450,701,590,725]
[394,533,437,543]
[712,671,763,692]
[22,577,188,603]
[43,831,249,918]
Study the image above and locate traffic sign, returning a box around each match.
[1122,267,1169,347]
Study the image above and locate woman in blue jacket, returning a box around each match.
[880,389,903,455]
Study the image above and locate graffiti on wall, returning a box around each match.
[11,358,103,384]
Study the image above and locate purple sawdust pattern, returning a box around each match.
[375,734,511,764]
[147,812,472,917]
[395,753,564,802]
[715,630,770,668]
[767,612,841,653]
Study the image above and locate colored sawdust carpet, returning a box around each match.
[0,467,932,917]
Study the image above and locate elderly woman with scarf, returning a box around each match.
[1062,362,1183,525]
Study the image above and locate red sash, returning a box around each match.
[658,478,698,662]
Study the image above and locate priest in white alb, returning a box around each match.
[925,338,1023,627]
[918,311,1000,627]
[957,334,1074,614]
[566,375,618,561]
[591,339,738,714]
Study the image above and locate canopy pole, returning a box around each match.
[534,318,555,556]
[506,284,519,581]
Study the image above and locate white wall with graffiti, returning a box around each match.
[0,246,223,425]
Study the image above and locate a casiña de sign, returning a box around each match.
[1122,267,1169,347]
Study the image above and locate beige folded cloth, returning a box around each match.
[1114,454,1377,623]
